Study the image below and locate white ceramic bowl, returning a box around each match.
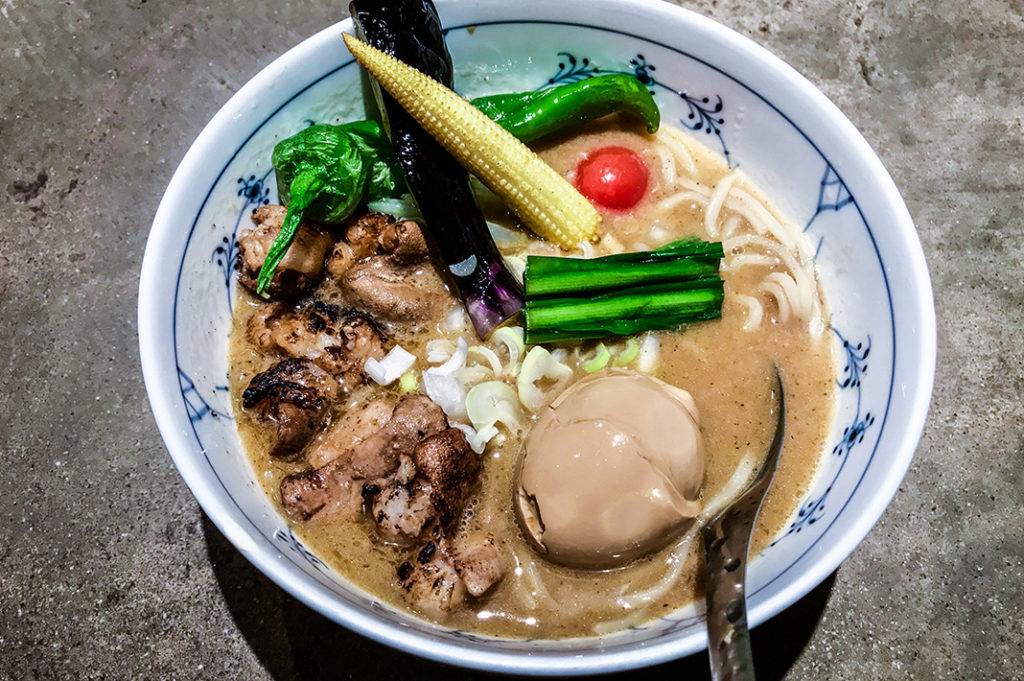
[138,0,936,674]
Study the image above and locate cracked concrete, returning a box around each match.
[1,1,1022,679]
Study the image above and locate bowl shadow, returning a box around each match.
[202,514,834,680]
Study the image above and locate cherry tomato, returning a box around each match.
[574,146,649,211]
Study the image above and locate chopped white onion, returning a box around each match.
[468,345,503,375]
[466,381,523,432]
[517,346,573,411]
[455,364,491,386]
[365,194,423,220]
[451,421,499,454]
[422,372,467,421]
[426,339,456,364]
[427,337,468,377]
[492,326,525,376]
[637,333,660,374]
[445,306,469,332]
[364,346,416,386]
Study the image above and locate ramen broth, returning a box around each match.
[230,120,835,638]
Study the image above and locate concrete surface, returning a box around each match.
[0,0,1021,679]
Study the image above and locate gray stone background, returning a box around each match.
[1,0,1021,679]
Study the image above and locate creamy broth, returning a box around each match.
[230,120,835,638]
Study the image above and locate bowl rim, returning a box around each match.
[138,0,936,674]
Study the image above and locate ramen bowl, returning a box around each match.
[138,0,936,674]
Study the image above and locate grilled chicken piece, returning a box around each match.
[237,205,334,300]
[451,537,504,597]
[367,455,436,545]
[365,428,479,548]
[324,212,451,324]
[397,533,467,620]
[279,459,348,521]
[337,256,448,323]
[347,394,448,479]
[280,395,448,520]
[413,428,481,527]
[306,397,396,469]
[326,212,429,278]
[398,533,504,616]
[241,358,338,458]
[247,301,388,392]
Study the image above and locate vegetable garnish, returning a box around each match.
[524,236,722,297]
[364,345,416,385]
[522,238,725,344]
[351,0,523,339]
[583,343,611,372]
[342,33,601,250]
[517,346,573,411]
[256,122,403,294]
[471,74,660,144]
[575,146,650,211]
[613,338,640,366]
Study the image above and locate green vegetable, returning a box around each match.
[525,279,724,344]
[256,121,404,295]
[472,74,660,144]
[583,343,611,372]
[525,237,723,296]
[522,238,725,344]
[613,338,640,366]
[399,371,418,393]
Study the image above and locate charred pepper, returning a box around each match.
[471,74,660,144]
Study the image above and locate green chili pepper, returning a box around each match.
[256,121,404,295]
[471,74,660,144]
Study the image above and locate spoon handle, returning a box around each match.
[701,509,757,681]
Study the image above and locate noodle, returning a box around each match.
[700,452,758,522]
[763,271,810,321]
[719,214,743,240]
[761,278,792,322]
[656,145,677,185]
[592,611,646,635]
[615,529,697,609]
[511,552,538,610]
[705,172,741,238]
[517,551,555,606]
[655,190,709,213]
[656,126,699,175]
[734,293,764,332]
[726,187,813,262]
[724,252,780,270]
[722,233,822,328]
[576,240,597,258]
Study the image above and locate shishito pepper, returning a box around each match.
[471,74,661,144]
[255,121,403,294]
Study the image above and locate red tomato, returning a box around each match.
[574,146,649,211]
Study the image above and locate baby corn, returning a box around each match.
[343,33,600,249]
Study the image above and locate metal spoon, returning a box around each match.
[701,369,785,681]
